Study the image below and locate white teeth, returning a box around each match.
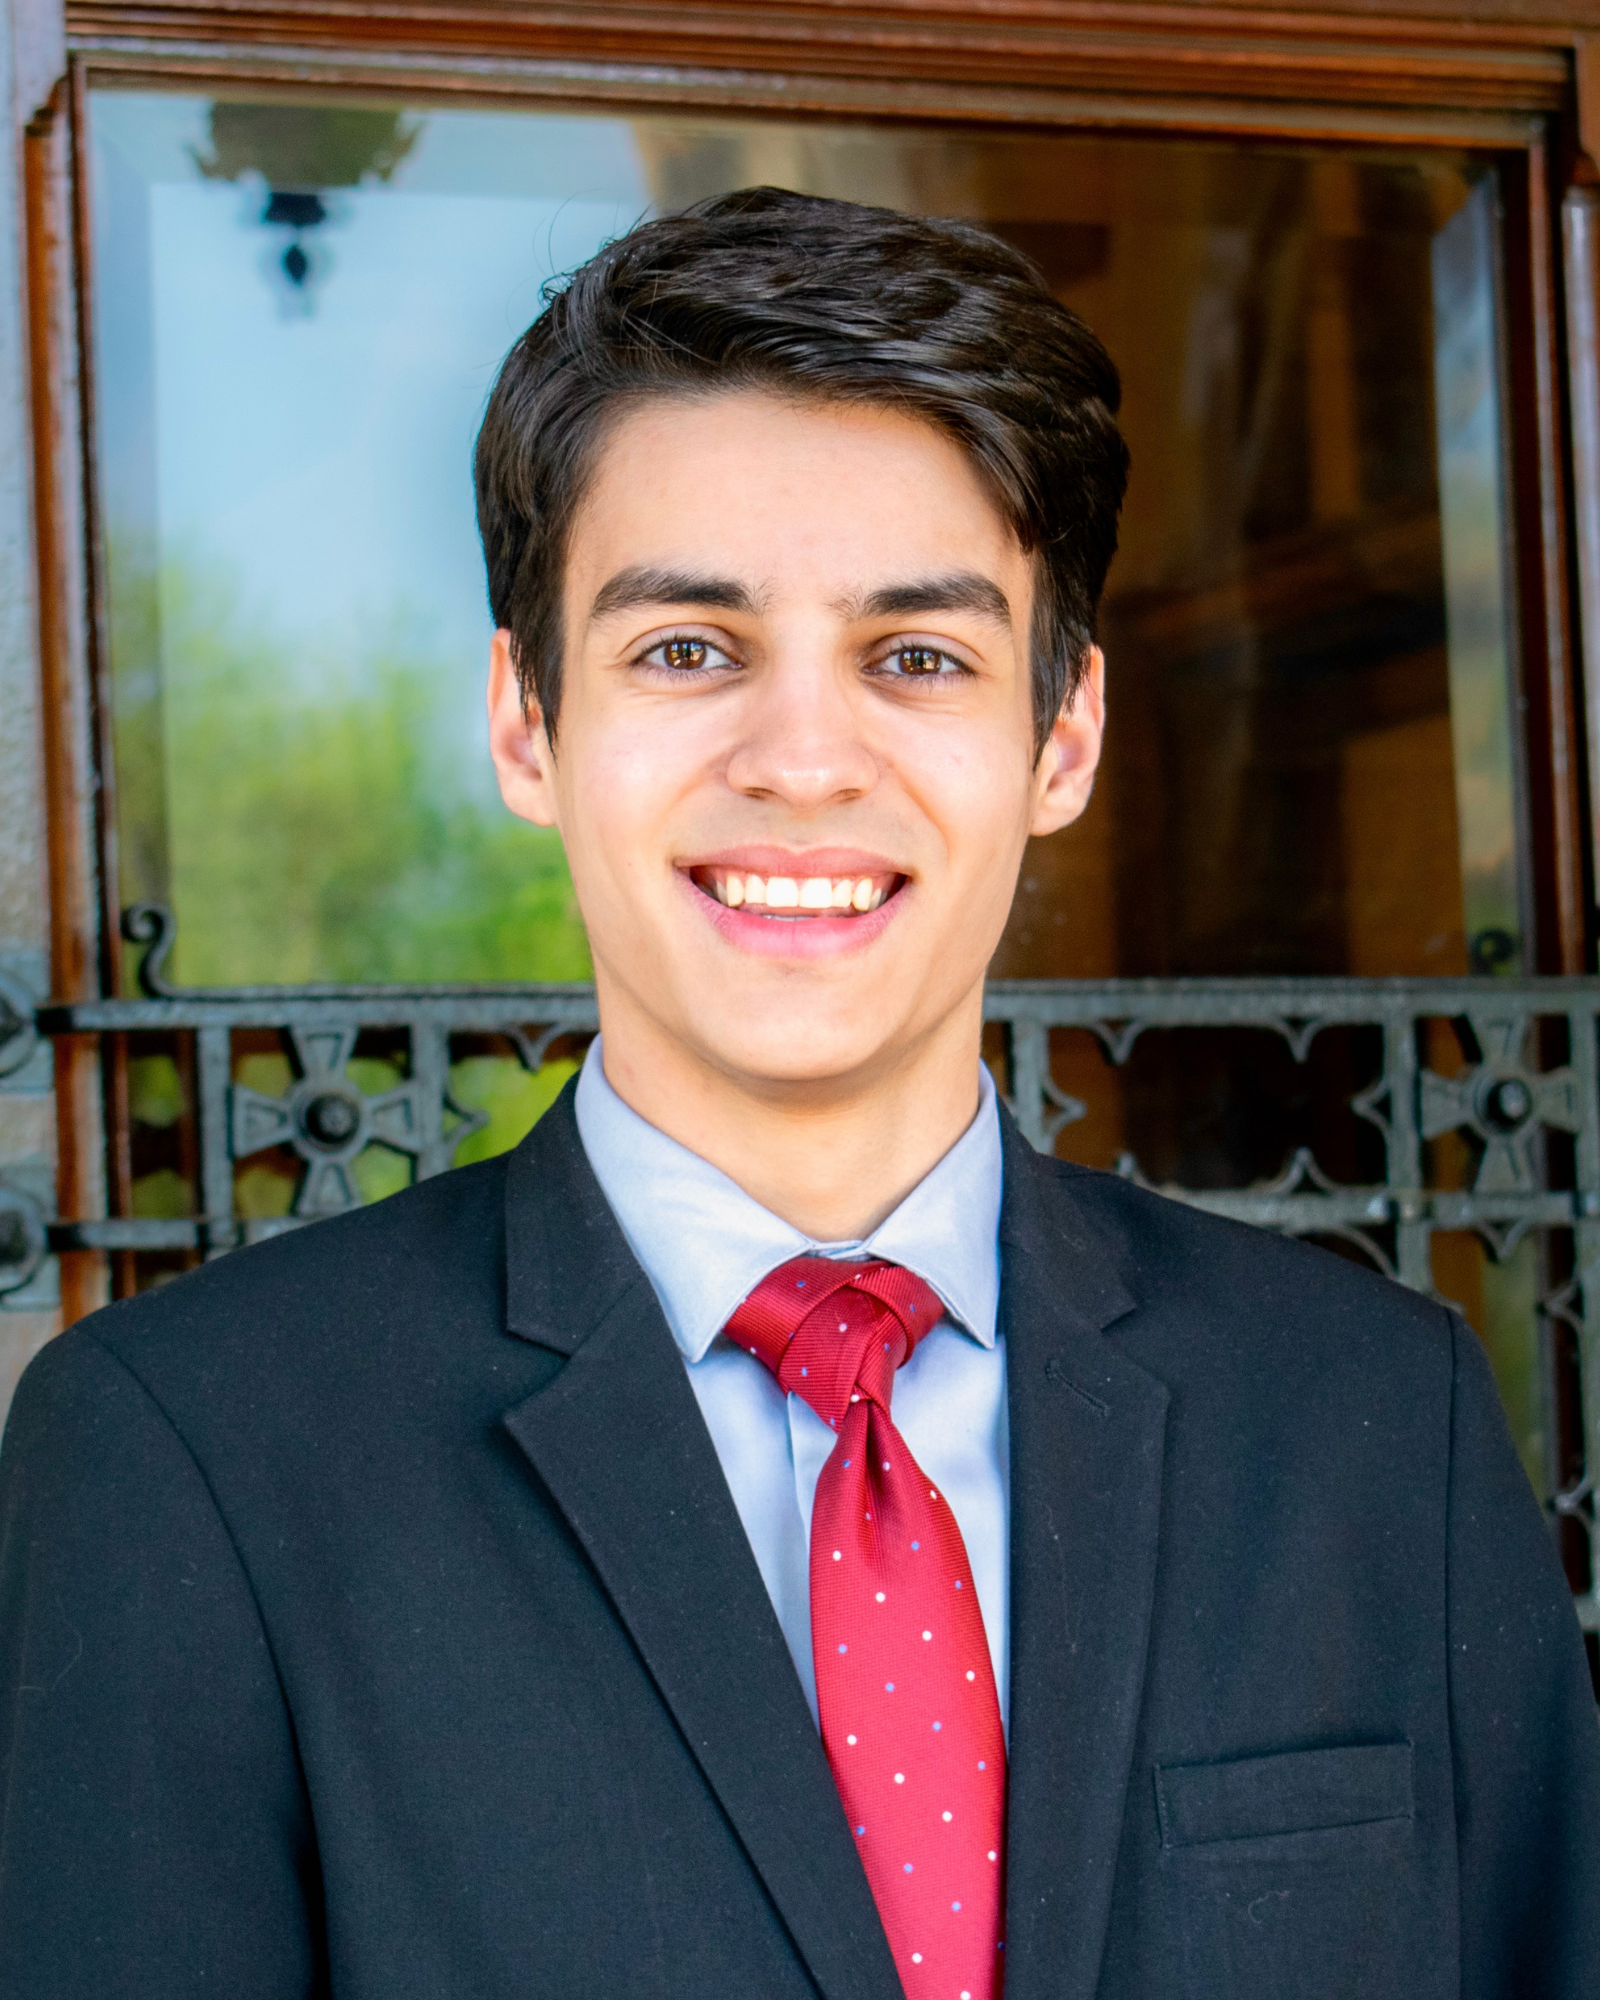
[709,870,892,913]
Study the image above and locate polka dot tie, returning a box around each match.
[728,1257,1006,2000]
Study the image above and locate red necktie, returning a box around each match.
[727,1257,1006,2000]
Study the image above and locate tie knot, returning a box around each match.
[725,1256,943,1429]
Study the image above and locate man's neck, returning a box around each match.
[593,998,986,1242]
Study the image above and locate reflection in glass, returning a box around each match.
[91,94,1526,997]
[91,94,645,988]
[92,95,1548,1441]
[1432,179,1528,977]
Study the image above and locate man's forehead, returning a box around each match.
[572,391,1024,565]
[566,394,1033,641]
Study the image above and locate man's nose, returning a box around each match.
[723,654,879,810]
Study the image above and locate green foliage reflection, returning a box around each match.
[110,550,591,989]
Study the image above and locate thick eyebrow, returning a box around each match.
[843,572,1014,629]
[588,566,760,624]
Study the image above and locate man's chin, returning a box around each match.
[592,917,978,1098]
[700,1038,915,1101]
[670,994,926,1099]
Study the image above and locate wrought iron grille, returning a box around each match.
[0,905,1594,1644]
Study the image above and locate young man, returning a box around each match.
[1,189,1596,2000]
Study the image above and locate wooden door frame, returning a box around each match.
[18,0,1600,1305]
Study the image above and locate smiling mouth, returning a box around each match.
[689,867,903,917]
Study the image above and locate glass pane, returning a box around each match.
[90,94,1525,986]
[1432,181,1527,975]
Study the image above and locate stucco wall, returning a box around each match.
[0,0,64,1418]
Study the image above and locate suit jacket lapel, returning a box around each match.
[997,1115,1169,2000]
[499,1092,902,2000]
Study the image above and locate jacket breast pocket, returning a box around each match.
[1155,1742,1418,2000]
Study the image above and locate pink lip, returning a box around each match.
[674,860,909,961]
[682,845,903,879]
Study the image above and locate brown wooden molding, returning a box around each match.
[59,0,1576,95]
[23,82,110,1321]
[57,0,1600,57]
[1526,141,1589,969]
[61,61,1548,159]
[1495,142,1592,971]
[61,57,1554,162]
[1574,29,1600,172]
[63,1,1600,169]
[67,59,137,1293]
[70,45,1571,127]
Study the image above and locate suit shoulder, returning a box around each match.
[1039,1154,1452,1362]
[74,1150,514,1382]
[5,1315,145,1453]
[1,1316,231,1559]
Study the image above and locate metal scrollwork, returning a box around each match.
[0,1180,48,1299]
[1418,1009,1580,1195]
[231,1025,430,1217]
[0,970,39,1082]
[10,925,1599,1639]
[122,902,179,998]
[1037,1074,1087,1150]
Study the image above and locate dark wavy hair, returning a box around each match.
[475,186,1129,756]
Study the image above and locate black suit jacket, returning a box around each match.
[1,1086,1597,2000]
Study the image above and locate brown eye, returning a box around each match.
[661,638,709,672]
[898,647,945,675]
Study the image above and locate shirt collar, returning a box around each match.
[573,1037,1003,1366]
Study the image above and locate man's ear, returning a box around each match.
[487,628,561,829]
[1029,645,1105,838]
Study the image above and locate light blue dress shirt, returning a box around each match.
[574,1038,1009,1731]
